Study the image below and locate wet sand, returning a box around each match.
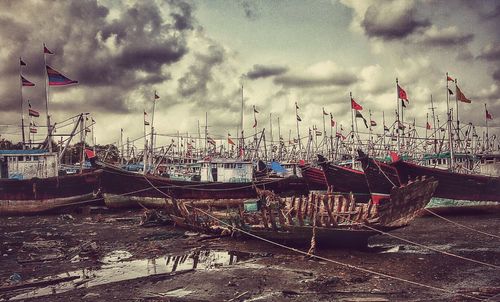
[0,209,499,301]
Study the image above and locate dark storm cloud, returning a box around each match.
[246,64,289,79]
[493,69,500,82]
[477,43,500,61]
[0,0,195,114]
[177,44,225,98]
[361,4,430,40]
[273,72,357,88]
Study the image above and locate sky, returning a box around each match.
[0,0,499,147]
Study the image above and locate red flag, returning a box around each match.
[426,122,431,130]
[43,43,53,54]
[207,137,216,145]
[29,109,40,117]
[351,98,362,110]
[456,86,471,103]
[389,151,399,162]
[335,132,346,140]
[370,120,377,127]
[447,75,454,82]
[397,84,408,101]
[330,118,335,127]
[486,110,493,120]
[21,75,35,86]
[85,149,96,159]
[228,137,235,145]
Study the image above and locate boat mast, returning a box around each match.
[430,94,437,153]
[240,85,244,159]
[295,101,301,156]
[350,92,355,168]
[19,57,26,149]
[446,72,454,170]
[396,78,400,154]
[43,44,52,153]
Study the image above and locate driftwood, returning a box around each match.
[0,275,80,292]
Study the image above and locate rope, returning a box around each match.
[141,178,483,301]
[372,159,397,187]
[424,208,500,240]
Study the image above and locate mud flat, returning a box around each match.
[0,210,499,301]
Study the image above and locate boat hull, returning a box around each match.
[358,151,401,204]
[318,160,370,201]
[392,161,500,202]
[299,165,328,190]
[0,170,103,215]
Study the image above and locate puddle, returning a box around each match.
[10,250,261,300]
[368,244,455,254]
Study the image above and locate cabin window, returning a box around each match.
[17,156,24,162]
[236,164,242,169]
[431,159,436,164]
[481,159,485,164]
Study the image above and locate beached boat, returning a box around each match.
[392,160,500,202]
[167,177,438,249]
[0,150,102,215]
[100,163,309,209]
[317,155,370,201]
[298,164,328,191]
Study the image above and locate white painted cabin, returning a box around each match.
[0,150,58,179]
[199,159,253,182]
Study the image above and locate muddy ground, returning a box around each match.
[0,209,499,302]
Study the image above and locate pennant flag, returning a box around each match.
[85,128,91,133]
[144,120,150,126]
[207,137,216,145]
[28,106,40,117]
[426,122,432,130]
[384,125,390,132]
[447,75,454,82]
[486,109,493,120]
[85,149,96,159]
[46,65,78,86]
[253,105,259,113]
[154,92,160,100]
[21,75,35,86]
[295,102,299,110]
[322,108,328,116]
[397,84,408,101]
[330,114,335,127]
[43,43,53,54]
[253,117,257,128]
[355,110,368,128]
[389,151,400,162]
[315,130,322,136]
[20,58,26,66]
[296,115,302,122]
[228,137,235,145]
[370,120,377,127]
[456,86,471,103]
[448,88,454,95]
[336,132,346,140]
[29,127,37,133]
[351,98,363,110]
[401,99,407,108]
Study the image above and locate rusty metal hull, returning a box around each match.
[0,170,103,215]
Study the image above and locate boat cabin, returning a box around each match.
[0,150,58,179]
[199,159,253,182]
[477,154,500,176]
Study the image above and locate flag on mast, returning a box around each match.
[351,98,363,110]
[28,102,40,117]
[20,58,26,66]
[144,111,150,125]
[355,110,368,128]
[154,92,160,100]
[296,114,302,122]
[253,105,259,113]
[21,75,35,86]
[46,65,78,86]
[486,109,493,120]
[322,108,328,115]
[370,120,377,127]
[426,122,432,130]
[253,116,257,128]
[330,113,335,127]
[456,86,471,103]
[447,75,454,82]
[43,43,53,54]
[397,84,409,101]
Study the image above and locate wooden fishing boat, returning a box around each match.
[357,150,401,204]
[167,177,438,249]
[317,155,370,202]
[0,170,103,215]
[298,164,328,191]
[392,160,500,202]
[100,163,309,209]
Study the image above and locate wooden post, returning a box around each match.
[267,206,277,230]
[323,195,335,227]
[261,206,269,229]
[315,195,322,227]
[297,196,304,226]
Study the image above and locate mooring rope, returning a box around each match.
[424,208,500,240]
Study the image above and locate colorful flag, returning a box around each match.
[336,132,346,140]
[20,58,26,66]
[389,151,399,162]
[85,149,96,159]
[85,128,91,133]
[21,75,35,86]
[456,86,471,103]
[351,98,363,110]
[397,84,408,101]
[28,105,40,117]
[486,109,493,120]
[46,65,78,86]
[322,108,328,116]
[296,115,302,122]
[448,88,453,95]
[207,137,216,145]
[447,75,454,82]
[43,43,53,54]
[228,137,235,145]
[330,113,335,127]
[315,130,322,136]
[29,127,37,133]
[355,110,368,128]
[295,102,299,110]
[426,122,431,130]
[253,105,259,113]
[370,120,377,127]
[384,125,389,132]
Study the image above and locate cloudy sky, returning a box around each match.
[0,0,499,146]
